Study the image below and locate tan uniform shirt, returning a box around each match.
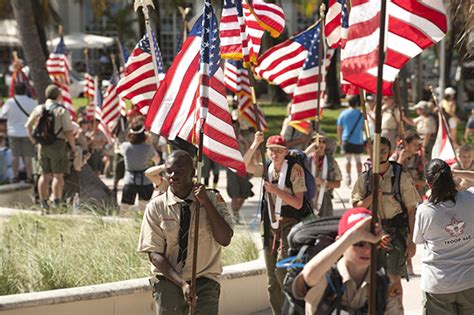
[137,188,233,282]
[270,163,307,206]
[381,105,400,131]
[292,259,404,315]
[352,164,421,219]
[414,116,436,138]
[25,99,73,140]
[311,155,343,193]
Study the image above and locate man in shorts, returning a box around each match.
[0,82,37,183]
[26,84,75,209]
[337,95,365,186]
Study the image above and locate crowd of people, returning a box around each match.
[1,82,473,314]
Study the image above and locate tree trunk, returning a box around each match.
[10,0,50,103]
[30,0,49,58]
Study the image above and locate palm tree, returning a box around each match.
[10,0,51,103]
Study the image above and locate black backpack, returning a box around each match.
[281,217,388,315]
[32,104,63,145]
[281,216,340,315]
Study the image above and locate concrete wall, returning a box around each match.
[0,183,34,208]
[0,260,269,315]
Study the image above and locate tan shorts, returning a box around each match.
[423,287,474,315]
[39,140,70,174]
[9,136,35,157]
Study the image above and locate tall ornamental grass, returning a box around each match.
[0,215,258,295]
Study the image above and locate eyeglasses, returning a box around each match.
[353,241,370,248]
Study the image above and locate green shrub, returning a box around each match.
[0,214,258,295]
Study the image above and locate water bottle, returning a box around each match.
[72,193,80,214]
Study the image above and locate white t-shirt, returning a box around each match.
[0,95,37,137]
[413,187,474,294]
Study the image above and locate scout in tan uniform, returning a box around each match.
[391,130,426,196]
[244,132,308,315]
[292,208,403,315]
[381,96,401,149]
[137,150,233,315]
[305,133,342,217]
[25,84,75,209]
[352,137,420,305]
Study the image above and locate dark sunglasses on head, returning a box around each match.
[353,241,370,248]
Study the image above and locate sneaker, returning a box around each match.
[40,200,49,213]
[53,199,61,208]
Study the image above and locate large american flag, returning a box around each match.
[224,60,267,130]
[46,36,76,119]
[255,22,323,98]
[290,22,331,121]
[341,0,447,95]
[116,32,165,114]
[145,11,246,175]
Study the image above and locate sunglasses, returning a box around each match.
[353,241,370,248]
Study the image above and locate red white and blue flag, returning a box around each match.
[290,22,331,121]
[145,8,246,175]
[116,32,165,114]
[101,69,122,133]
[340,0,447,95]
[224,60,267,131]
[93,77,113,144]
[46,36,76,119]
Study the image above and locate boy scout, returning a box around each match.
[351,137,420,305]
[305,132,342,217]
[138,150,233,315]
[244,132,308,315]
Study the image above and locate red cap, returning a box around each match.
[338,207,372,236]
[266,135,287,149]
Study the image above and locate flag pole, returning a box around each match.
[315,4,326,139]
[359,89,373,157]
[134,0,161,86]
[369,0,388,313]
[178,6,190,43]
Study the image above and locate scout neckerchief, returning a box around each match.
[312,153,328,213]
[267,159,288,229]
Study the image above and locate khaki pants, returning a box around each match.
[264,218,298,315]
[423,287,474,315]
[152,276,220,315]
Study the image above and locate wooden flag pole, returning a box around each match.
[359,89,373,158]
[134,0,161,86]
[369,0,388,313]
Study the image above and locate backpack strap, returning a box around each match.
[13,97,30,117]
[316,267,345,315]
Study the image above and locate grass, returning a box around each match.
[0,214,259,295]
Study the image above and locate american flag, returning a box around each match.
[290,22,331,121]
[116,32,165,114]
[255,22,323,98]
[325,0,349,49]
[245,0,285,38]
[340,0,447,95]
[46,36,76,119]
[224,60,267,130]
[101,71,121,132]
[93,77,113,144]
[84,61,95,100]
[145,11,247,175]
[220,0,264,65]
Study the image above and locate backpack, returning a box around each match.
[32,104,63,145]
[363,161,409,228]
[285,149,316,201]
[280,217,388,315]
[281,216,340,315]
